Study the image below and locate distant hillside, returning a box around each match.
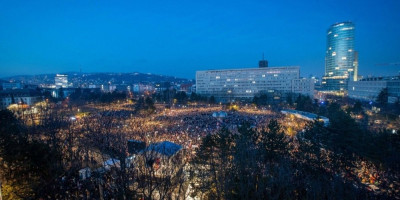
[3,72,193,85]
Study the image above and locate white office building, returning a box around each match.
[0,89,42,110]
[133,83,154,94]
[55,74,68,89]
[348,76,400,103]
[292,78,315,96]
[196,66,314,102]
[348,78,387,101]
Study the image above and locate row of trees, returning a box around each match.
[134,96,156,114]
[0,104,189,199]
[189,120,370,199]
[0,110,62,199]
[40,88,128,106]
[189,103,400,199]
[69,88,127,105]
[252,93,315,111]
[153,90,216,105]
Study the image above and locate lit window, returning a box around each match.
[328,72,333,75]
[274,74,278,77]
[348,49,352,52]
[332,52,336,56]
[334,34,338,37]
[335,67,340,70]
[262,74,265,77]
[352,87,355,91]
[227,79,231,81]
[328,47,332,50]
[252,81,256,84]
[216,76,220,79]
[341,27,354,31]
[342,56,347,60]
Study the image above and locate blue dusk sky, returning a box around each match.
[0,0,399,79]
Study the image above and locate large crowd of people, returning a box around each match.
[3,99,399,199]
[73,104,302,151]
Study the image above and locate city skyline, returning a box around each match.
[1,0,400,79]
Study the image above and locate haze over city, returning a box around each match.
[1,0,400,78]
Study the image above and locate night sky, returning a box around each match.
[1,0,399,79]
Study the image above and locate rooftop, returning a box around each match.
[146,141,182,157]
[196,66,300,73]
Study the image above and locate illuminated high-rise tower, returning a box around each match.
[322,22,357,93]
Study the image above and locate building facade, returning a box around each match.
[133,83,155,94]
[0,89,42,110]
[55,74,68,89]
[259,59,268,68]
[292,78,315,96]
[348,78,387,101]
[322,22,358,93]
[348,76,400,103]
[196,66,314,102]
[387,80,400,103]
[178,83,194,93]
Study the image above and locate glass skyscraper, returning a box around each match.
[322,22,358,93]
